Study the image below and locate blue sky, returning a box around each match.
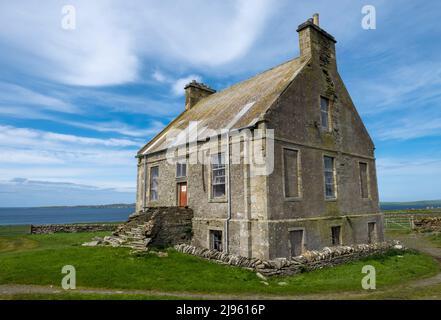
[0,0,440,206]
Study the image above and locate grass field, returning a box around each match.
[0,226,439,300]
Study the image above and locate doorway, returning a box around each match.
[289,229,304,257]
[178,182,187,207]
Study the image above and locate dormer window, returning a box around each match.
[320,97,330,130]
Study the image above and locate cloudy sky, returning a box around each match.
[0,0,440,206]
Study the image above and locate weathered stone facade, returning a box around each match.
[135,16,384,260]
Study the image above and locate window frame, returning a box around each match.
[176,158,187,179]
[149,166,159,202]
[282,147,302,201]
[367,222,377,244]
[358,161,370,199]
[210,153,226,200]
[209,229,223,252]
[323,155,337,200]
[320,96,331,131]
[331,225,342,246]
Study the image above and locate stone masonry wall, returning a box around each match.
[31,224,118,234]
[414,217,441,233]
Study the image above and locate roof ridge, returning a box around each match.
[212,56,302,97]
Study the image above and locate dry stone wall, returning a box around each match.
[31,224,118,234]
[175,241,405,276]
[414,217,441,233]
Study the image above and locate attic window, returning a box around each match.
[211,153,226,198]
[320,97,330,130]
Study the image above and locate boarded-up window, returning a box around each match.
[331,226,341,246]
[211,153,226,198]
[283,149,299,198]
[368,222,377,244]
[150,166,159,201]
[324,156,336,199]
[359,162,369,199]
[320,97,330,129]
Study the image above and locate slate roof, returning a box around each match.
[139,56,309,155]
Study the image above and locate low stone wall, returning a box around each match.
[414,217,441,233]
[175,241,405,276]
[30,223,118,234]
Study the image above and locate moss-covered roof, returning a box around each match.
[139,56,309,155]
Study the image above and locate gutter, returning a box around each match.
[225,130,232,254]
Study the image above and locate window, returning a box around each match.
[359,162,369,199]
[289,230,304,257]
[211,153,226,198]
[283,149,300,198]
[210,230,223,251]
[331,226,341,246]
[324,156,336,199]
[368,222,377,244]
[176,159,187,178]
[150,166,159,201]
[320,97,330,130]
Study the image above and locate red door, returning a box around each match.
[178,183,187,207]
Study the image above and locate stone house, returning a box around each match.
[135,15,384,260]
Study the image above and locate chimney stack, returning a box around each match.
[184,80,216,111]
[313,13,319,26]
[297,14,337,70]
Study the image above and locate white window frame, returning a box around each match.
[323,155,337,200]
[210,153,226,199]
[149,166,159,202]
[176,158,187,178]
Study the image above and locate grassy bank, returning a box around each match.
[0,227,438,299]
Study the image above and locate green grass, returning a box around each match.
[0,225,31,237]
[0,229,438,298]
[427,233,441,248]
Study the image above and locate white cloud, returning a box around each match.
[152,70,168,83]
[0,0,273,87]
[0,83,78,113]
[0,125,140,149]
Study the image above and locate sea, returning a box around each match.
[0,207,135,225]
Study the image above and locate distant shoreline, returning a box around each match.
[0,204,136,209]
[0,200,440,211]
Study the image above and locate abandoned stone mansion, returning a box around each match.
[135,15,384,260]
